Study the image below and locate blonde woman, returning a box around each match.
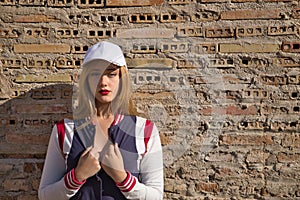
[39,41,164,200]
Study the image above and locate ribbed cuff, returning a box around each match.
[64,168,86,190]
[115,171,136,193]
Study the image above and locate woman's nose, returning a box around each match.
[99,75,108,86]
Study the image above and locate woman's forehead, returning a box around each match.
[89,63,119,71]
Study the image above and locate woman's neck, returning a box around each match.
[95,102,113,119]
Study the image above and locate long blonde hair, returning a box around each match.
[73,60,132,120]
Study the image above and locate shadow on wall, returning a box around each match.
[0,83,73,198]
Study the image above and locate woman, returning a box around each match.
[38,41,164,200]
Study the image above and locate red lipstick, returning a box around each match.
[99,89,110,95]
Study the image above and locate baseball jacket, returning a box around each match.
[38,114,163,200]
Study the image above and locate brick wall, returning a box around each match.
[0,0,299,199]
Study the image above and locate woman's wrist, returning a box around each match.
[113,171,128,183]
[74,168,86,182]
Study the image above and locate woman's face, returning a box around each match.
[88,62,120,105]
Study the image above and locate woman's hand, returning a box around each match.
[100,142,127,183]
[74,147,101,182]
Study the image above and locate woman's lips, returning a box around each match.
[99,90,110,95]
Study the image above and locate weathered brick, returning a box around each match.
[12,104,68,114]
[0,28,19,38]
[192,43,218,54]
[267,25,297,36]
[78,0,104,7]
[221,9,281,20]
[87,29,115,38]
[127,58,174,69]
[106,0,163,6]
[55,28,81,38]
[264,0,293,2]
[205,27,234,38]
[26,57,53,68]
[167,0,196,4]
[201,0,227,2]
[24,28,49,38]
[190,11,219,22]
[0,0,16,5]
[219,43,280,53]
[6,134,50,145]
[14,15,59,23]
[19,0,45,5]
[15,74,71,83]
[277,153,300,163]
[0,163,13,175]
[3,179,30,191]
[56,57,82,69]
[282,133,300,148]
[236,26,264,37]
[195,181,219,193]
[161,42,189,53]
[47,0,75,7]
[272,57,299,67]
[220,134,274,145]
[131,43,157,54]
[1,57,23,68]
[246,150,269,163]
[281,42,300,53]
[117,28,175,38]
[14,44,70,53]
[231,0,256,2]
[160,13,185,23]
[199,105,258,115]
[129,14,156,23]
[292,7,300,19]
[177,26,203,37]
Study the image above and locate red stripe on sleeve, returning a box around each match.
[56,119,65,158]
[64,169,86,190]
[144,120,153,155]
[116,171,137,193]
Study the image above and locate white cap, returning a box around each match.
[82,41,127,68]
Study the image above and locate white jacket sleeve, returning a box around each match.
[116,123,164,200]
[38,124,84,200]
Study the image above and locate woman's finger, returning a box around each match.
[114,143,121,157]
[81,146,93,157]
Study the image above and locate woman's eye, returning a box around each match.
[90,72,101,77]
[108,73,117,78]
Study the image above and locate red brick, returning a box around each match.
[14,44,70,53]
[281,42,300,53]
[14,14,59,23]
[220,134,274,145]
[292,8,300,19]
[195,181,219,193]
[117,28,175,38]
[106,0,163,6]
[6,134,50,144]
[277,153,300,163]
[221,9,281,20]
[199,105,258,115]
[0,143,47,155]
[205,27,234,38]
[3,179,30,191]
